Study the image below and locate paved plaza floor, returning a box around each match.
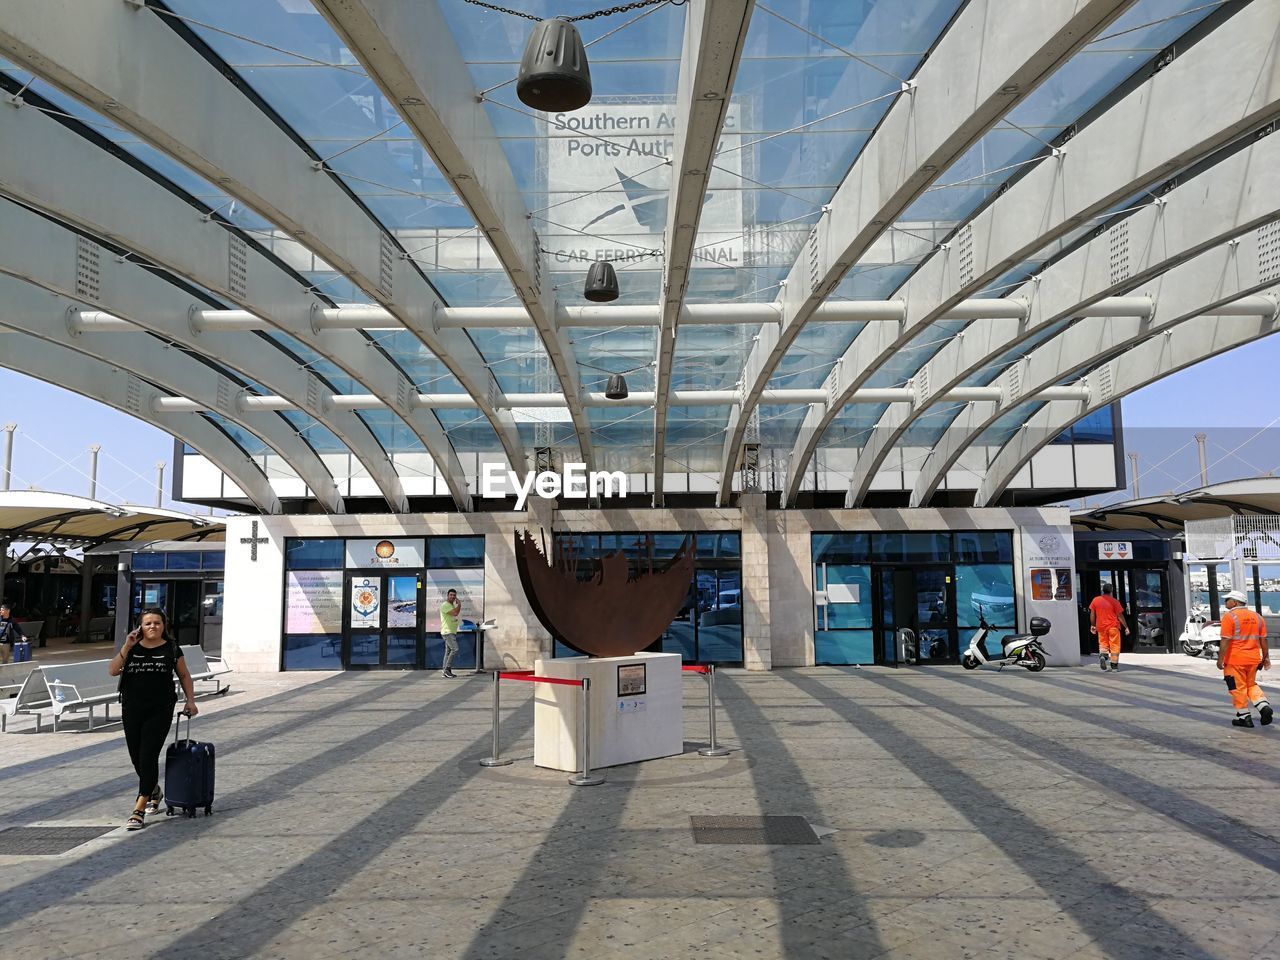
[1,654,1278,959]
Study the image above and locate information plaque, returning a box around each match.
[617,663,647,697]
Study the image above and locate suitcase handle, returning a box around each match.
[174,707,193,745]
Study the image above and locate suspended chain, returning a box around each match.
[461,0,682,24]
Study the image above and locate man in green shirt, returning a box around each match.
[439,588,462,678]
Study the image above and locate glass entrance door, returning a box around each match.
[1128,569,1168,652]
[875,567,957,666]
[346,572,422,669]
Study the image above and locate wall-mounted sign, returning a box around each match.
[617,663,647,697]
[285,571,343,634]
[1028,568,1054,601]
[1098,541,1132,561]
[542,102,743,271]
[345,538,424,569]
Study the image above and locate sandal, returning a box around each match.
[145,786,163,815]
[125,810,147,831]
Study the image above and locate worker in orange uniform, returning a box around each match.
[1089,582,1129,672]
[1217,590,1271,728]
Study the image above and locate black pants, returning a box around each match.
[122,700,174,798]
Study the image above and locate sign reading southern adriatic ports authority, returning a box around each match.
[541,102,743,269]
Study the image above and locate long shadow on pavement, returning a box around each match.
[1035,672,1280,783]
[784,673,1214,956]
[716,673,887,958]
[875,670,1280,875]
[140,697,536,960]
[453,701,649,960]
[0,675,485,928]
[0,673,430,829]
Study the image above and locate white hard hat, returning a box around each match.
[1224,590,1248,604]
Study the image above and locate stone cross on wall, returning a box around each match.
[240,520,269,562]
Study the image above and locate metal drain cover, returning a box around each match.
[690,815,820,845]
[0,826,117,856]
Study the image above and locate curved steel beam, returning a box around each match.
[870,129,1280,507]
[909,133,1280,506]
[0,274,343,512]
[0,324,281,513]
[0,0,525,480]
[715,0,1137,503]
[977,288,1280,506]
[0,84,467,509]
[653,0,756,503]
[311,0,591,470]
[783,0,1280,506]
[0,196,403,511]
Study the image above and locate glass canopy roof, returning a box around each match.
[0,0,1265,510]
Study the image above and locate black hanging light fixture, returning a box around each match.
[517,18,592,113]
[605,373,629,400]
[583,259,619,302]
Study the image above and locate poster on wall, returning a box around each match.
[345,538,425,569]
[350,577,381,629]
[1028,569,1054,601]
[285,571,344,634]
[386,575,419,629]
[424,569,484,632]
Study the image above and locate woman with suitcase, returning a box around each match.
[108,608,198,830]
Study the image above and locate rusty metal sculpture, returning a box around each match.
[515,530,695,658]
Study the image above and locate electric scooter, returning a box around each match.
[960,607,1049,671]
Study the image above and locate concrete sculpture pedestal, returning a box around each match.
[533,652,682,771]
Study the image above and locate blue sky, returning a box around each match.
[2,334,1278,510]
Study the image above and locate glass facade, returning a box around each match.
[551,532,743,665]
[813,531,1016,665]
[282,535,484,671]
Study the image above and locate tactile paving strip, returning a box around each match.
[690,815,820,845]
[0,826,117,856]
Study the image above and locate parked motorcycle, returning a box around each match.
[961,608,1049,671]
[1179,609,1221,659]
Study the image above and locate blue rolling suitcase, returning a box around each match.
[164,710,215,818]
[11,641,30,663]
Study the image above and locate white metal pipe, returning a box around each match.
[1078,296,1154,318]
[117,296,1104,337]
[942,299,1028,321]
[1036,386,1091,400]
[152,383,1089,415]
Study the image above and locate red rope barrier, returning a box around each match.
[497,671,585,687]
[681,664,710,674]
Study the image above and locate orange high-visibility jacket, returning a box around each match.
[1220,607,1267,665]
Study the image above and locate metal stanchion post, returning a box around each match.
[569,676,604,786]
[698,664,730,757]
[479,671,512,767]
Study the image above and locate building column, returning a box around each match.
[739,493,771,670]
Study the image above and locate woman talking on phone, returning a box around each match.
[107,608,198,830]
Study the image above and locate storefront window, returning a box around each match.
[551,531,743,664]
[955,564,1016,628]
[812,531,1016,665]
[285,538,344,570]
[283,634,341,670]
[427,536,484,568]
[872,532,951,564]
